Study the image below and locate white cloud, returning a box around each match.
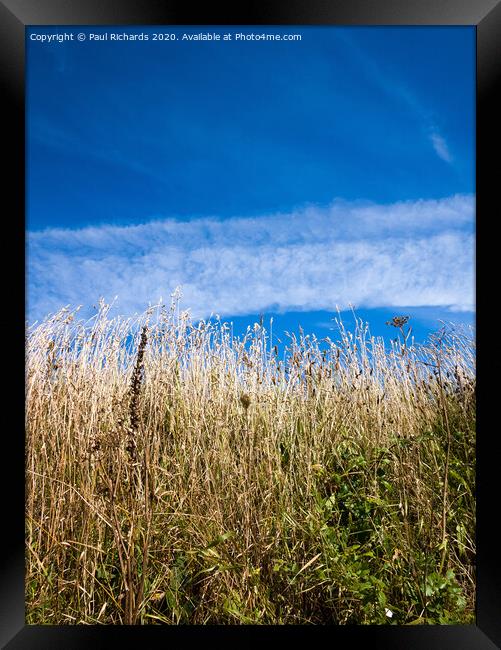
[335,32,460,167]
[27,195,474,322]
[430,132,453,163]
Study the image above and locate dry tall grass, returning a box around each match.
[26,298,475,624]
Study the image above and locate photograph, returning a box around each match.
[24,23,477,628]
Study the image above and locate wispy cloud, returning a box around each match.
[337,32,457,166]
[27,195,474,322]
[430,131,453,163]
[28,115,170,185]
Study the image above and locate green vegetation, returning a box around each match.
[26,299,475,624]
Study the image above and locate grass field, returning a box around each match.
[25,299,475,624]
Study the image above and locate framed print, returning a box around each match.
[2,0,500,647]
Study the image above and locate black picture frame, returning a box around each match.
[2,1,499,647]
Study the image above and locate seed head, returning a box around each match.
[386,315,410,328]
[240,393,251,410]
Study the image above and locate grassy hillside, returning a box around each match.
[26,300,475,624]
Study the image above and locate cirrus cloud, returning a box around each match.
[27,194,474,322]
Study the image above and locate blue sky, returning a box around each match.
[26,26,475,345]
